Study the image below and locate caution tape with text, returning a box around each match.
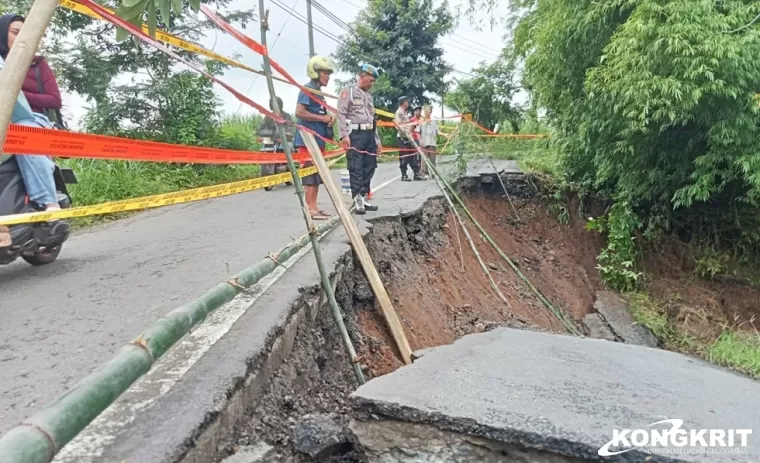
[3,124,344,164]
[0,160,339,226]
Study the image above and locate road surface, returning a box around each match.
[0,164,408,433]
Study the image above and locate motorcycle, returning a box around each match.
[0,155,77,266]
[258,125,295,192]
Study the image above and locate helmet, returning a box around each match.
[359,63,380,79]
[307,55,335,80]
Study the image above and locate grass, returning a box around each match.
[627,291,760,378]
[707,331,760,378]
[60,159,261,228]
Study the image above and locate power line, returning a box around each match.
[269,0,478,80]
[235,0,301,114]
[451,32,502,54]
[312,0,352,33]
[440,39,499,61]
[333,0,363,8]
[446,35,501,58]
[269,0,345,43]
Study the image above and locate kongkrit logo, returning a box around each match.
[599,419,752,457]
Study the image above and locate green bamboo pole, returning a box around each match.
[0,216,343,463]
[257,3,365,385]
[402,127,579,335]
[427,158,580,335]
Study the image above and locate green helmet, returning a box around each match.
[307,55,336,80]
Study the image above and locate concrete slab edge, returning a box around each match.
[175,194,458,463]
[348,398,686,463]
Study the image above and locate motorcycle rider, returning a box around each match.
[0,55,66,246]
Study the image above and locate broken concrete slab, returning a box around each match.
[594,291,658,347]
[350,418,583,462]
[350,327,760,462]
[219,443,274,463]
[292,413,351,459]
[581,313,617,342]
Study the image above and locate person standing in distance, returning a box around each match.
[394,96,423,181]
[337,63,382,215]
[293,55,337,220]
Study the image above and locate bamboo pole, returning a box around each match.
[424,155,581,335]
[0,216,346,462]
[0,0,59,147]
[441,181,511,307]
[399,127,511,307]
[257,3,365,383]
[298,129,413,364]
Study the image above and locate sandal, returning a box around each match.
[310,210,332,220]
[0,226,11,248]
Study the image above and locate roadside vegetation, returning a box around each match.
[6,0,758,374]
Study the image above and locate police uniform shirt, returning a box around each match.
[337,85,381,147]
[395,106,413,140]
[293,80,332,150]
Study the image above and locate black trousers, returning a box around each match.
[397,138,420,175]
[348,130,378,198]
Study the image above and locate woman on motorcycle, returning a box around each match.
[2,14,63,121]
[0,15,63,246]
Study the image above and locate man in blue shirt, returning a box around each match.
[293,55,336,220]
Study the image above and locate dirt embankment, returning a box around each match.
[222,172,760,461]
[353,190,606,376]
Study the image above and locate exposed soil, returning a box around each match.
[354,190,607,376]
[223,171,760,462]
[641,238,760,344]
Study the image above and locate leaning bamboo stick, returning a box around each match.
[398,126,511,308]
[299,130,413,364]
[257,3,365,383]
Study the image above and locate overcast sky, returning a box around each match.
[62,0,507,129]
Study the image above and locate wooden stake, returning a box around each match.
[299,131,412,364]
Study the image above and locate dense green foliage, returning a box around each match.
[501,0,760,288]
[444,56,523,132]
[334,0,454,109]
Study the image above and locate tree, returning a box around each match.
[44,0,254,145]
[334,0,454,109]
[467,0,760,286]
[444,57,522,132]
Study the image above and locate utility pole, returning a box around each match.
[306,0,315,56]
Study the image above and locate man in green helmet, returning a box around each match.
[293,55,337,220]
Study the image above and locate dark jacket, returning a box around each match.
[260,111,294,145]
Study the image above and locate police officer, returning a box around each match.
[337,63,383,215]
[395,96,424,181]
